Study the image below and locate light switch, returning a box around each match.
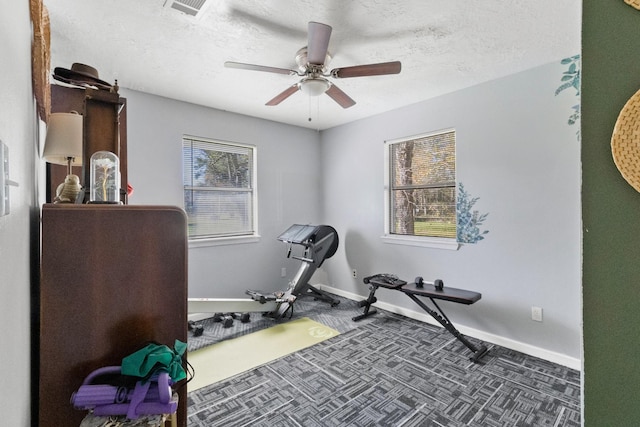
[0,141,19,216]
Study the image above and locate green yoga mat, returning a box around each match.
[187,317,339,391]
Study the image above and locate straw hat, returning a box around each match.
[611,88,640,193]
[624,0,640,10]
[53,63,111,89]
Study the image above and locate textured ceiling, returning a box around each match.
[44,0,581,130]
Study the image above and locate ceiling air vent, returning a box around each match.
[163,0,208,17]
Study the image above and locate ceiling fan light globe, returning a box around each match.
[299,78,330,96]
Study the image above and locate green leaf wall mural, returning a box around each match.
[556,54,581,140]
[456,183,489,244]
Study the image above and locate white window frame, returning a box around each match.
[382,129,459,251]
[183,135,259,247]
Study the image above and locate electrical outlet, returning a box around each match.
[352,269,357,278]
[281,267,286,277]
[531,306,543,322]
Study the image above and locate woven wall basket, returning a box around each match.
[612,88,640,193]
[624,0,640,10]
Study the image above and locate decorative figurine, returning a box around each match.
[54,174,82,203]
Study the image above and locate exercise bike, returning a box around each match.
[187,224,339,335]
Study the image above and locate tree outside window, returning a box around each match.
[183,137,256,239]
[388,130,456,239]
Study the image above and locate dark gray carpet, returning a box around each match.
[187,294,581,426]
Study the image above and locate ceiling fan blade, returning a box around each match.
[225,61,298,76]
[326,84,356,109]
[331,61,402,78]
[266,84,300,106]
[307,22,332,65]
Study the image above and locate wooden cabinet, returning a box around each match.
[38,204,188,427]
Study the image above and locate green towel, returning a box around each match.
[121,340,187,383]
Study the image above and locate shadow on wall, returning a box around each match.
[309,267,329,286]
[344,229,376,284]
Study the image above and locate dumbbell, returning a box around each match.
[213,313,236,328]
[415,276,444,291]
[188,320,204,337]
[222,315,234,328]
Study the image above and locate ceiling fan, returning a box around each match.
[224,21,402,109]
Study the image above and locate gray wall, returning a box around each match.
[124,60,582,365]
[321,60,582,363]
[122,89,323,298]
[0,1,40,425]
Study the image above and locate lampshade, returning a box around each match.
[299,78,330,96]
[43,112,83,166]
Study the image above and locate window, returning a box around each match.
[385,129,456,241]
[183,136,257,240]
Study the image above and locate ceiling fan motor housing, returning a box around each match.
[295,47,331,74]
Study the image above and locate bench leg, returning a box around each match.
[404,293,488,362]
[353,285,379,321]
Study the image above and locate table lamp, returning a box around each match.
[43,112,84,203]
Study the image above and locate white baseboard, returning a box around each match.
[318,284,581,371]
[189,312,212,322]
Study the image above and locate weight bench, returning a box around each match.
[354,274,489,362]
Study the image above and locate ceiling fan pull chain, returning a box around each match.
[308,95,320,127]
